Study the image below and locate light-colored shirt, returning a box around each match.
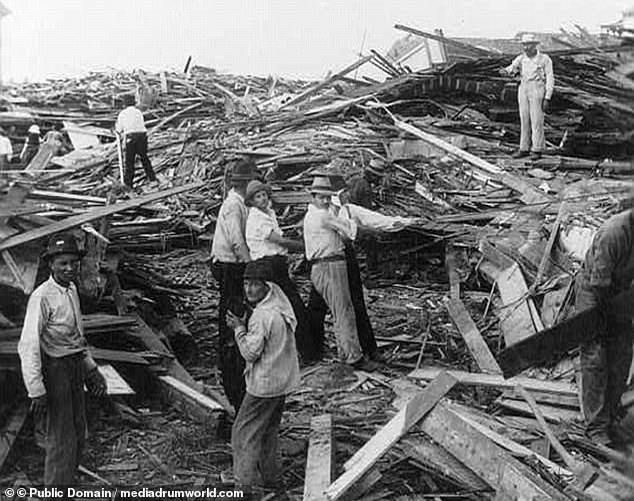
[0,136,12,157]
[211,188,251,263]
[234,282,299,397]
[337,202,415,232]
[115,106,147,134]
[18,276,97,398]
[303,203,357,261]
[505,51,555,99]
[246,205,288,260]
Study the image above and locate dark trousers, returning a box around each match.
[124,132,156,188]
[232,393,285,489]
[576,283,634,438]
[360,235,379,272]
[41,352,86,487]
[211,261,247,411]
[305,244,377,361]
[253,255,311,359]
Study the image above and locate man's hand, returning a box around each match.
[227,310,247,331]
[30,395,47,418]
[85,367,107,397]
[542,98,551,112]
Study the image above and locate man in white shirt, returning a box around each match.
[0,127,12,170]
[115,94,157,188]
[303,176,377,371]
[18,233,106,489]
[500,33,554,160]
[210,159,257,410]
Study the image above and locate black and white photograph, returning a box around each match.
[0,1,634,499]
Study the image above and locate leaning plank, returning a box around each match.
[479,240,544,345]
[532,202,567,291]
[98,364,135,396]
[420,402,569,500]
[394,24,496,57]
[0,182,204,252]
[0,401,28,472]
[304,415,334,501]
[408,367,577,397]
[393,119,551,206]
[158,375,224,424]
[25,143,55,173]
[446,299,502,374]
[326,372,456,501]
[445,243,461,300]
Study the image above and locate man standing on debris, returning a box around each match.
[18,233,107,489]
[244,180,311,359]
[0,127,12,170]
[115,94,158,189]
[500,33,554,161]
[575,208,634,446]
[303,176,377,371]
[226,260,299,493]
[210,159,257,410]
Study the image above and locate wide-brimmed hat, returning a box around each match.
[43,233,85,260]
[520,33,540,45]
[243,260,272,281]
[28,124,40,135]
[366,158,386,177]
[308,176,335,195]
[245,180,270,204]
[231,159,257,181]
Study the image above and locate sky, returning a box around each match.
[0,0,631,82]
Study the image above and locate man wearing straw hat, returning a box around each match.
[303,176,377,371]
[500,33,554,161]
[210,158,257,410]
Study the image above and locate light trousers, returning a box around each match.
[518,81,546,153]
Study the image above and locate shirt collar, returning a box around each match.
[47,275,75,293]
[229,188,245,204]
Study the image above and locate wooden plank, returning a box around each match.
[496,398,580,423]
[24,143,55,173]
[283,55,373,109]
[0,246,39,294]
[446,298,502,374]
[89,347,151,365]
[394,24,496,57]
[419,402,569,500]
[408,367,577,397]
[0,182,204,252]
[158,375,224,424]
[479,240,544,345]
[532,202,567,291]
[0,401,28,472]
[445,243,461,300]
[326,372,456,501]
[304,414,334,501]
[393,119,551,206]
[98,363,135,396]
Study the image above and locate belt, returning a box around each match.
[310,254,345,266]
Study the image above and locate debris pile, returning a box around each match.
[1,24,634,500]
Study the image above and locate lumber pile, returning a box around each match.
[0,23,634,500]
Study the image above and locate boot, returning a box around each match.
[512,150,530,159]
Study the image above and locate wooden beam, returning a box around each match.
[304,415,334,501]
[445,243,460,300]
[394,24,495,57]
[446,298,502,374]
[0,182,204,252]
[531,202,566,291]
[419,402,569,500]
[98,363,135,396]
[496,398,580,423]
[326,372,456,501]
[24,143,55,173]
[408,367,577,397]
[0,401,28,472]
[158,375,224,424]
[393,119,551,206]
[282,55,374,109]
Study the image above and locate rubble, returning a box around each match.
[1,22,634,501]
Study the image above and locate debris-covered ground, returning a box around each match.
[2,24,634,500]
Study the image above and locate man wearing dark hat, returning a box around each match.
[18,233,106,490]
[211,158,257,410]
[303,176,377,370]
[115,94,157,188]
[226,260,299,492]
[500,33,554,161]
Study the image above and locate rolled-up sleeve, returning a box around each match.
[17,293,47,398]
[504,55,522,75]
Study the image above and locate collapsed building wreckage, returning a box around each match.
[0,23,634,500]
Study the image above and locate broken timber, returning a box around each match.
[446,298,502,374]
[0,182,204,252]
[304,414,334,501]
[158,375,224,424]
[325,372,456,501]
[408,367,577,397]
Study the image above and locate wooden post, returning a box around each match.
[304,415,334,501]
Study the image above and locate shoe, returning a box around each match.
[369,350,387,363]
[530,151,542,161]
[512,150,530,159]
[352,357,380,372]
